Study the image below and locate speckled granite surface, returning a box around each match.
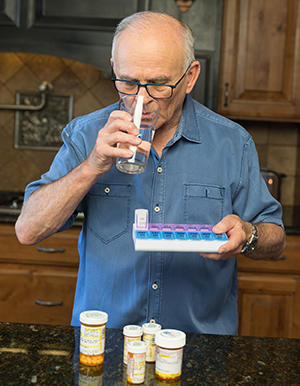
[0,321,299,385]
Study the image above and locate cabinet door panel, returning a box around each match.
[30,0,146,30]
[0,270,77,325]
[218,0,300,120]
[238,273,300,338]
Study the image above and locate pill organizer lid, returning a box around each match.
[127,340,147,354]
[123,325,143,336]
[155,329,186,348]
[142,322,162,334]
[80,310,108,325]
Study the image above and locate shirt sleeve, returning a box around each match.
[23,121,88,231]
[232,136,284,227]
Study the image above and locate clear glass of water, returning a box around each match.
[116,95,160,174]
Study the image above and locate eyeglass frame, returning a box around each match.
[111,62,192,99]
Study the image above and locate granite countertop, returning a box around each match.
[0,322,299,385]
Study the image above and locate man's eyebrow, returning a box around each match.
[118,74,171,84]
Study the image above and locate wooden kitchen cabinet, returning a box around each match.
[237,235,300,338]
[218,0,300,121]
[0,223,80,325]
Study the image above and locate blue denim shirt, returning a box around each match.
[25,94,283,334]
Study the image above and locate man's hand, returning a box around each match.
[86,110,142,176]
[199,215,286,261]
[199,215,250,260]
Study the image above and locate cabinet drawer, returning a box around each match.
[0,224,80,267]
[0,269,77,325]
[237,235,300,275]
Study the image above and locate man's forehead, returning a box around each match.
[113,33,184,77]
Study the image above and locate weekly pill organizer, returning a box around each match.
[132,209,228,252]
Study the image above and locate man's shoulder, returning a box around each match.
[191,98,251,141]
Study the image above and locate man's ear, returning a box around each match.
[186,61,201,94]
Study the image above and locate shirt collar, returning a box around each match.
[175,94,202,144]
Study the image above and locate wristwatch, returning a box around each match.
[241,223,258,254]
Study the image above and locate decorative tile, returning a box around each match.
[255,144,268,167]
[27,54,67,83]
[241,121,269,144]
[0,164,14,189]
[73,90,101,118]
[52,68,87,100]
[5,66,41,93]
[70,61,101,88]
[14,92,73,150]
[0,126,15,164]
[0,53,23,83]
[280,176,295,206]
[0,85,14,127]
[3,151,43,191]
[90,79,119,107]
[268,145,297,176]
[61,57,74,67]
[15,53,37,64]
[23,149,56,173]
[282,205,293,227]
[268,123,298,146]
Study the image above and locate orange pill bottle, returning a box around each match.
[78,363,104,386]
[155,329,186,383]
[79,310,108,366]
[127,340,147,384]
[123,325,143,365]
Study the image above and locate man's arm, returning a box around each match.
[200,215,286,261]
[15,160,100,245]
[15,109,141,245]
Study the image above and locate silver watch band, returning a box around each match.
[241,223,258,254]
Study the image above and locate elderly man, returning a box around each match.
[15,11,285,334]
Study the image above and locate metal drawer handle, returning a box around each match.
[35,299,63,307]
[37,246,65,253]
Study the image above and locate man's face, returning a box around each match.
[112,28,190,132]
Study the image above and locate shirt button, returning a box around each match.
[150,319,156,323]
[154,206,160,213]
[152,283,158,290]
[157,166,162,173]
[104,187,110,194]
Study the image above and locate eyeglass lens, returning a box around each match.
[114,81,173,99]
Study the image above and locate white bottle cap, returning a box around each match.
[123,325,143,337]
[142,322,162,334]
[155,329,186,349]
[127,340,147,354]
[80,310,108,325]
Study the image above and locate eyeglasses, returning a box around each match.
[111,63,192,99]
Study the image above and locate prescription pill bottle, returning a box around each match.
[155,329,186,383]
[78,364,104,386]
[127,340,147,384]
[79,310,108,366]
[142,322,162,362]
[123,325,143,365]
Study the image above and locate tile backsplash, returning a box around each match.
[0,52,118,193]
[0,53,298,226]
[238,120,299,227]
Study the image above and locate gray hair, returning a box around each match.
[111,11,195,70]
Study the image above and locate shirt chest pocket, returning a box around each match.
[87,182,131,243]
[184,183,225,224]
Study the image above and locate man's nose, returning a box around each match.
[137,85,150,98]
